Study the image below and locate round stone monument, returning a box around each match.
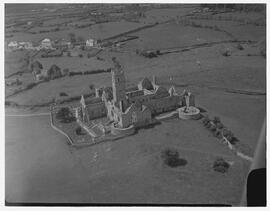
[177,106,201,120]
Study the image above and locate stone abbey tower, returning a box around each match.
[111,58,128,111]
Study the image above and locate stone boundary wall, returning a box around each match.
[102,23,158,42]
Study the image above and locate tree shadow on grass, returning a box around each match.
[135,121,162,131]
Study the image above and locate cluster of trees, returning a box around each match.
[55,107,75,123]
[31,61,70,80]
[38,27,60,33]
[68,68,111,77]
[136,49,161,58]
[202,115,236,144]
[76,126,85,135]
[68,33,84,45]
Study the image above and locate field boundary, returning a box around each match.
[50,106,74,145]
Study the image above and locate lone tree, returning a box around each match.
[89,84,95,90]
[76,126,82,135]
[48,64,62,79]
[56,107,74,123]
[68,32,76,44]
[31,60,43,76]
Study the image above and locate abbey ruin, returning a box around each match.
[74,59,200,137]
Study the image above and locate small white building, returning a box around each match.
[40,38,53,49]
[35,73,45,81]
[86,38,95,47]
[18,41,33,49]
[8,41,18,50]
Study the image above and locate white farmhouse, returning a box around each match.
[7,41,18,50]
[86,38,95,47]
[18,41,33,49]
[40,38,53,49]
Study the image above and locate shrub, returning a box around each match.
[97,56,104,61]
[62,68,69,76]
[213,158,230,173]
[214,130,222,139]
[236,43,244,50]
[213,116,221,124]
[69,71,83,76]
[209,124,217,132]
[76,126,82,135]
[216,122,224,129]
[26,82,37,89]
[230,137,239,144]
[89,84,95,90]
[221,128,235,143]
[59,92,68,97]
[222,49,231,57]
[161,148,187,168]
[205,122,211,128]
[202,115,210,125]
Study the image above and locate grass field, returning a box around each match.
[7,73,111,105]
[5,114,250,204]
[6,20,146,43]
[38,56,113,72]
[191,19,265,41]
[126,22,230,50]
[142,6,196,23]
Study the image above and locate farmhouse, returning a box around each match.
[40,38,53,49]
[18,41,33,49]
[86,38,96,47]
[75,59,195,135]
[7,41,18,50]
